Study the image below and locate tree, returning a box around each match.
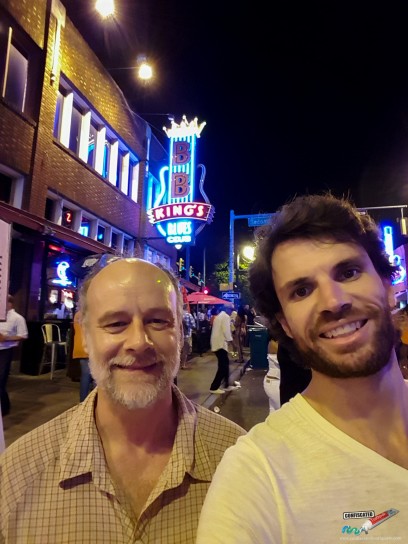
[207,260,254,307]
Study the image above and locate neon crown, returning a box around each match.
[163,115,206,138]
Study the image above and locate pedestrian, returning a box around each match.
[0,258,245,542]
[197,193,408,542]
[180,303,195,369]
[72,309,94,401]
[209,306,240,394]
[230,307,238,358]
[263,339,280,412]
[0,294,28,416]
[234,305,247,363]
[277,342,311,405]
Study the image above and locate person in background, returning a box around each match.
[180,303,196,369]
[0,294,28,416]
[263,339,281,412]
[197,193,408,542]
[0,259,245,543]
[209,306,218,327]
[277,343,312,405]
[72,310,94,401]
[234,305,247,364]
[209,306,240,394]
[230,307,238,358]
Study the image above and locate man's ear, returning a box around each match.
[276,312,293,339]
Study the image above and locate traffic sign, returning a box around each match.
[222,291,241,300]
[247,214,273,227]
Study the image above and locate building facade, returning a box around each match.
[0,0,176,372]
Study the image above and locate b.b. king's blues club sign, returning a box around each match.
[147,116,215,246]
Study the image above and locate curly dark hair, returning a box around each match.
[249,193,398,350]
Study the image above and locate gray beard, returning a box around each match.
[293,308,396,379]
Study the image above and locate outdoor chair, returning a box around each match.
[39,324,67,380]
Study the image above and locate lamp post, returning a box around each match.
[236,244,255,296]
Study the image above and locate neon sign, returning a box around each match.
[51,261,73,286]
[146,116,215,246]
[382,225,406,285]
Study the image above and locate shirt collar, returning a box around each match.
[58,384,214,491]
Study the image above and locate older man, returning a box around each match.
[0,259,245,543]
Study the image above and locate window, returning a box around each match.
[80,216,90,237]
[45,198,55,221]
[0,172,12,203]
[111,232,118,250]
[97,224,105,242]
[62,206,74,228]
[87,121,98,168]
[68,103,82,154]
[116,151,124,188]
[4,42,28,112]
[102,138,112,179]
[53,77,142,202]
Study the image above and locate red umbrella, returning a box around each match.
[187,292,233,306]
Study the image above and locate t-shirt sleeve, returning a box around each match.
[16,316,28,339]
[196,438,280,543]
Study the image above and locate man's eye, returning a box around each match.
[341,268,360,280]
[292,286,311,299]
[105,321,127,329]
[146,318,170,328]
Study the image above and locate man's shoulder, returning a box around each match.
[195,404,246,445]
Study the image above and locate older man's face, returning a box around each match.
[83,259,181,409]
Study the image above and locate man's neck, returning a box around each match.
[95,387,178,448]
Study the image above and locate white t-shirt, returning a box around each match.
[210,311,232,352]
[197,394,408,543]
[0,309,28,350]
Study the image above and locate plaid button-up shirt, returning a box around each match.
[0,386,245,543]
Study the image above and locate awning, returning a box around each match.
[0,201,108,254]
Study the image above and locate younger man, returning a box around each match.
[197,194,408,542]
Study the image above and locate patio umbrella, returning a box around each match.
[187,292,233,306]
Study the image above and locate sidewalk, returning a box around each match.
[2,350,248,448]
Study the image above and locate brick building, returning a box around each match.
[0,0,176,372]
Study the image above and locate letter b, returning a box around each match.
[172,173,189,197]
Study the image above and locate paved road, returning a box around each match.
[2,350,273,448]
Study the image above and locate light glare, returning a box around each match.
[138,62,153,80]
[95,0,115,18]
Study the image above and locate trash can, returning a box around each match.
[248,326,269,369]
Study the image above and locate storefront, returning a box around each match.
[0,202,108,375]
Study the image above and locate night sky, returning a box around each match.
[63,0,408,274]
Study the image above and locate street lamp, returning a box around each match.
[95,0,115,18]
[136,54,153,81]
[236,244,255,292]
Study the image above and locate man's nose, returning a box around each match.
[317,280,352,315]
[123,319,153,352]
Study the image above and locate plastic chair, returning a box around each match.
[39,324,67,379]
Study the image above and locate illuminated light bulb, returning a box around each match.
[138,62,153,80]
[95,0,115,18]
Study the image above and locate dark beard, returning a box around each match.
[294,308,396,378]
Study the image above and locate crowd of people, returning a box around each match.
[2,192,408,542]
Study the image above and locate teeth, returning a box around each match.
[323,321,363,339]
